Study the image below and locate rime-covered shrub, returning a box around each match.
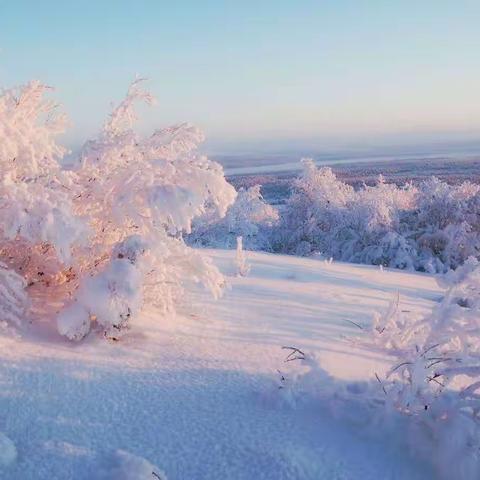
[407,178,480,272]
[278,270,480,480]
[0,81,85,329]
[0,78,236,340]
[0,81,85,264]
[274,159,354,256]
[364,263,480,479]
[189,184,279,251]
[276,159,480,272]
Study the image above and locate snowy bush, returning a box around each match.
[189,184,279,251]
[274,159,354,256]
[407,178,480,272]
[365,262,480,479]
[0,78,236,340]
[275,260,480,479]
[0,80,85,330]
[275,159,480,273]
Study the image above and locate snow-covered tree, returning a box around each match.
[189,184,278,251]
[408,178,480,272]
[276,159,480,273]
[0,78,236,340]
[275,159,354,256]
[0,81,85,326]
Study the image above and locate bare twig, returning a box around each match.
[420,343,440,358]
[427,375,445,388]
[375,372,387,395]
[426,358,452,369]
[344,319,364,330]
[389,361,413,374]
[282,346,306,362]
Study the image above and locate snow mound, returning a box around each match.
[0,432,17,467]
[97,450,167,480]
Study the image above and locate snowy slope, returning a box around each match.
[0,250,442,479]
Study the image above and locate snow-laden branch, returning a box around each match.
[0,78,236,340]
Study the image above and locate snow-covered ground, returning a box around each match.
[0,249,443,479]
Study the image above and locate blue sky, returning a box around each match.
[1,1,479,152]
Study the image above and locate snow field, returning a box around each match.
[0,250,441,479]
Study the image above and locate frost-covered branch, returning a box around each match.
[0,77,236,340]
